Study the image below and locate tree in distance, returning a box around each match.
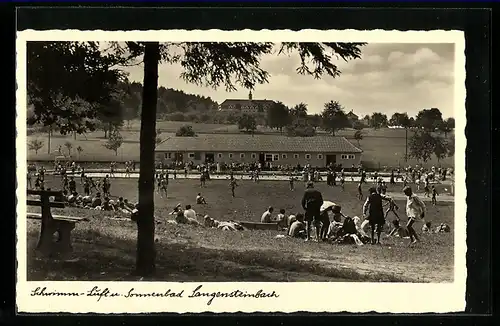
[238,114,258,135]
[321,101,350,136]
[76,145,84,159]
[103,131,124,156]
[415,108,443,131]
[64,141,73,157]
[175,125,197,137]
[369,112,388,130]
[28,138,44,155]
[353,130,364,147]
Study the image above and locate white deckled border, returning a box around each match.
[15,29,467,314]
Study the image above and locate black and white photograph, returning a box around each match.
[16,29,466,313]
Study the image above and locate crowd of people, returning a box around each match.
[26,158,451,248]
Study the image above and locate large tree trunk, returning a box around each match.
[136,42,160,277]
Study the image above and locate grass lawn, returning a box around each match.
[26,176,454,282]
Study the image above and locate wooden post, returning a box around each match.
[36,191,53,253]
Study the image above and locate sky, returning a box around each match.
[121,43,456,119]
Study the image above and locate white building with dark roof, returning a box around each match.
[155,134,362,167]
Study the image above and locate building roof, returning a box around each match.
[347,111,359,118]
[156,134,362,153]
[220,99,275,106]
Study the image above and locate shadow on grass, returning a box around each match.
[27,230,407,282]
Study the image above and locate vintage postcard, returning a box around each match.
[16,29,466,313]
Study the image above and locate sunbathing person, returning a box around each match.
[422,221,432,233]
[261,206,274,223]
[276,209,287,229]
[204,215,245,231]
[196,193,207,204]
[169,203,182,215]
[387,219,410,238]
[91,193,102,208]
[288,213,307,239]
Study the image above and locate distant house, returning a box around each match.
[219,91,275,115]
[155,134,362,167]
[346,110,359,121]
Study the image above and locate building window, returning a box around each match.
[282,154,287,159]
[240,153,245,158]
[188,153,195,159]
[164,153,172,159]
[251,153,256,159]
[229,153,233,159]
[317,154,323,159]
[265,154,273,162]
[273,154,279,161]
[293,154,299,159]
[341,154,348,159]
[305,154,311,160]
[348,154,355,159]
[218,153,223,158]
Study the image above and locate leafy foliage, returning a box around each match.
[27,41,127,134]
[28,138,44,154]
[290,103,308,118]
[64,141,73,156]
[415,108,443,131]
[175,125,196,137]
[103,131,124,156]
[266,101,290,133]
[237,114,257,134]
[286,117,316,137]
[389,112,411,128]
[369,112,388,129]
[321,101,349,136]
[353,130,364,146]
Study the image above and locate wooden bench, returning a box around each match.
[27,189,87,255]
[237,221,280,231]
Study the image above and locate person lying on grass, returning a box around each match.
[204,215,245,231]
[422,221,432,233]
[288,213,307,239]
[386,219,410,238]
[196,193,207,204]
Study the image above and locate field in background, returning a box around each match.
[27,176,454,282]
[27,121,455,168]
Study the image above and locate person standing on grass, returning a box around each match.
[27,171,32,189]
[200,172,206,188]
[229,178,238,197]
[424,177,431,197]
[289,173,295,191]
[159,177,168,199]
[340,175,345,191]
[125,165,131,178]
[384,196,400,221]
[431,185,438,206]
[362,187,393,244]
[301,181,324,242]
[390,170,395,185]
[357,182,363,200]
[403,186,426,245]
